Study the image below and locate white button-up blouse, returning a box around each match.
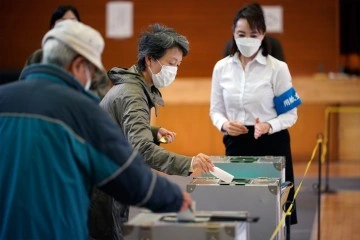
[210,51,298,134]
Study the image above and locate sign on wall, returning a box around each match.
[106,1,133,39]
[262,5,283,33]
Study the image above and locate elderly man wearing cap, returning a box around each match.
[0,20,192,239]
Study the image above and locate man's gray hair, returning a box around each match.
[42,38,78,68]
[137,23,189,71]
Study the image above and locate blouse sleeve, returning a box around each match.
[267,62,299,133]
[210,61,229,132]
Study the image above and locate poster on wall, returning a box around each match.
[106,1,133,39]
[262,5,283,33]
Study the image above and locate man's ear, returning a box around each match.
[68,56,84,75]
[68,56,87,85]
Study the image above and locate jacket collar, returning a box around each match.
[108,65,164,116]
[20,64,99,102]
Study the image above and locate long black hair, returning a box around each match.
[49,5,81,29]
[228,3,269,57]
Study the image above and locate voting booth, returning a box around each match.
[187,178,286,240]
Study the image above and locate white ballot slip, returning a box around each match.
[210,167,234,183]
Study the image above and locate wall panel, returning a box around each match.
[0,0,339,77]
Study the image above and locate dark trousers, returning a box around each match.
[89,188,129,240]
[223,127,298,226]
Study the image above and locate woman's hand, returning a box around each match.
[254,118,272,139]
[222,120,248,136]
[191,153,215,173]
[157,127,176,143]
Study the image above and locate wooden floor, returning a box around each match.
[293,161,360,240]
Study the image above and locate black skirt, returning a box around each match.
[223,126,298,225]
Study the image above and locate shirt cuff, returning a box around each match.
[267,123,273,134]
[189,156,195,172]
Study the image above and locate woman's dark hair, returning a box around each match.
[137,23,189,71]
[49,5,81,29]
[229,3,269,57]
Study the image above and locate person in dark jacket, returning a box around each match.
[0,20,192,240]
[89,23,215,240]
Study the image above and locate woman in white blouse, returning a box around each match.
[210,3,301,238]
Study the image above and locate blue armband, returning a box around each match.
[273,87,302,115]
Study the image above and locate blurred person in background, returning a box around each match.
[25,5,81,66]
[23,4,110,98]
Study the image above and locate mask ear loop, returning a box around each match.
[84,63,92,91]
[148,63,155,75]
[149,58,163,75]
[156,59,164,67]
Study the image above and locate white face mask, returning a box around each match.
[84,64,92,91]
[235,37,262,57]
[149,59,177,88]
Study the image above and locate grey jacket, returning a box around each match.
[100,65,191,176]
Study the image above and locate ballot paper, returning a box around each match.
[210,167,234,183]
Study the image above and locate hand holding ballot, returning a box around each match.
[191,153,215,173]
